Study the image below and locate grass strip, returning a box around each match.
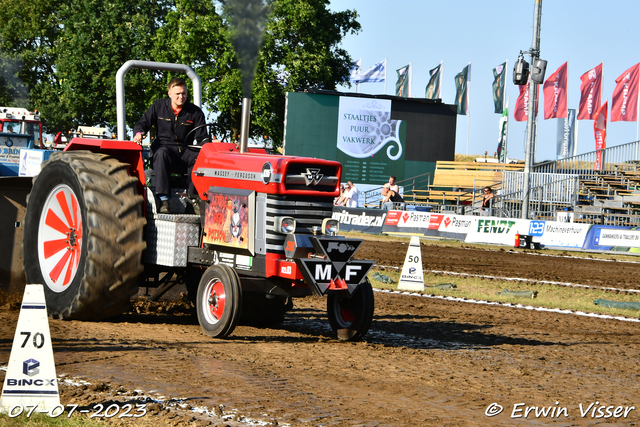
[368,268,640,319]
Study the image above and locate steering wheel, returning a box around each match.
[184,123,227,147]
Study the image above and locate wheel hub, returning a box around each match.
[67,228,78,248]
[203,279,225,324]
[208,291,219,308]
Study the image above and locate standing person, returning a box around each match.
[388,176,399,193]
[133,77,210,214]
[343,181,359,208]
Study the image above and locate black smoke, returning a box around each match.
[224,0,271,99]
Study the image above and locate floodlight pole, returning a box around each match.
[521,0,542,219]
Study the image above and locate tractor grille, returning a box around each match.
[265,194,334,254]
[283,163,339,192]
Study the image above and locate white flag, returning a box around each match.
[355,59,386,83]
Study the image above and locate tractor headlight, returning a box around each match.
[322,218,339,236]
[274,216,296,234]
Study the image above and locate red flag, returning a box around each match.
[543,62,568,119]
[513,79,539,122]
[611,63,639,122]
[593,101,607,170]
[578,63,603,120]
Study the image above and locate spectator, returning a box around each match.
[334,184,346,206]
[343,181,359,208]
[381,183,404,210]
[388,176,399,193]
[481,186,494,208]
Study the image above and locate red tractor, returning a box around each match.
[22,62,375,341]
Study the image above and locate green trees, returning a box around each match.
[0,0,360,147]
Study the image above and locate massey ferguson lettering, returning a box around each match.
[332,211,384,227]
[477,219,516,234]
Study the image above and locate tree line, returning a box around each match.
[0,0,360,147]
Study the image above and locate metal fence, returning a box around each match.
[502,171,579,204]
[533,139,640,177]
[362,172,430,208]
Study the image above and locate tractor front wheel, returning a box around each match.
[196,264,242,338]
[327,279,374,341]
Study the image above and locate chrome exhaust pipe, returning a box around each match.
[239,97,251,153]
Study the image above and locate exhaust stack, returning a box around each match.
[239,97,251,153]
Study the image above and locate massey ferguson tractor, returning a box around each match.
[21,61,375,341]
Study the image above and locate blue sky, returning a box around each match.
[328,0,640,162]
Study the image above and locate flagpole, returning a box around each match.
[574,113,579,157]
[521,0,542,219]
[568,60,578,157]
[439,61,443,99]
[408,62,413,97]
[505,97,510,161]
[467,62,471,156]
[384,58,387,94]
[504,59,509,112]
[636,63,640,144]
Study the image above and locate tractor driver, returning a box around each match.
[133,77,210,214]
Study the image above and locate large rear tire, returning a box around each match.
[196,264,242,338]
[23,151,146,320]
[327,279,374,341]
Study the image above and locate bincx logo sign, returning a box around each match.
[303,168,323,186]
[23,358,40,376]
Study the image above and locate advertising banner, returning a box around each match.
[593,227,640,248]
[382,210,444,234]
[331,207,386,234]
[465,217,530,245]
[537,222,591,248]
[438,214,474,239]
[336,96,405,184]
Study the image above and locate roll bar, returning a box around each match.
[116,60,202,141]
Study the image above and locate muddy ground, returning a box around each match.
[1,239,640,426]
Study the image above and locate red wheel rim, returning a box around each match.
[203,278,226,324]
[37,184,83,292]
[340,307,356,323]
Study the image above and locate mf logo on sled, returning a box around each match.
[296,237,374,296]
[23,358,40,376]
[314,264,363,282]
[303,168,323,186]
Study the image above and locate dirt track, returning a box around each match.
[2,239,640,426]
